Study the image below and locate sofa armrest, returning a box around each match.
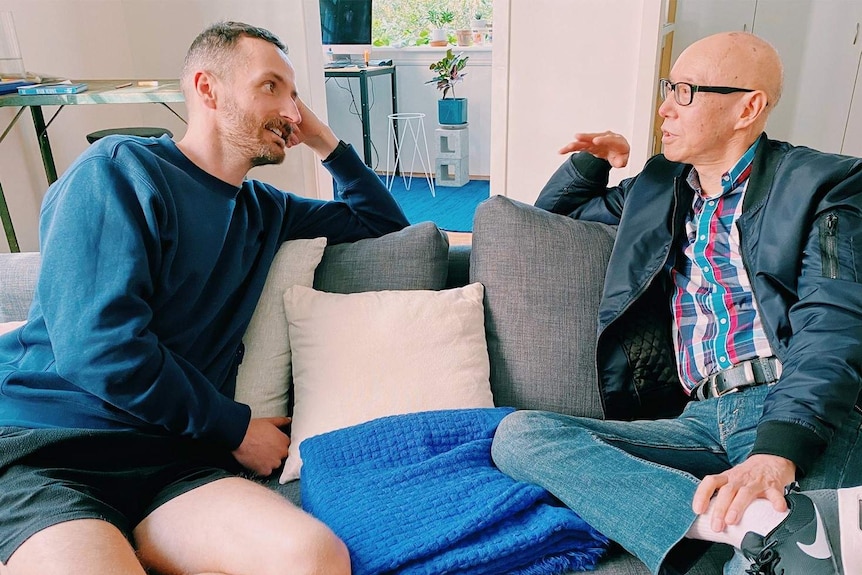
[0,252,40,322]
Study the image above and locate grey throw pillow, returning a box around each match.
[470,196,615,418]
[314,221,450,293]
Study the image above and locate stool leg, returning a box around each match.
[404,118,421,191]
[386,118,394,190]
[417,119,435,197]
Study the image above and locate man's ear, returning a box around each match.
[193,70,218,110]
[735,90,769,129]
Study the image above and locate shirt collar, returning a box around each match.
[686,139,760,198]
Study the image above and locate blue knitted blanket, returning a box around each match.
[300,407,609,575]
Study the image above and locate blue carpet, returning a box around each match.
[380,175,489,233]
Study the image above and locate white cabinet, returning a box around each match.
[671,0,757,64]
[753,1,862,154]
[840,54,862,157]
[671,0,862,157]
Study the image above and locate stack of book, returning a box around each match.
[16,82,88,95]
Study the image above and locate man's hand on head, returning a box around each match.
[692,454,796,532]
[286,98,339,158]
[231,416,292,477]
[558,131,630,168]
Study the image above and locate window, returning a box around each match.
[372,0,493,46]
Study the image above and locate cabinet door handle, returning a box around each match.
[855,22,859,45]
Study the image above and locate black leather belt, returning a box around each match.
[692,357,781,401]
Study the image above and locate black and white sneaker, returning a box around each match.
[740,482,860,575]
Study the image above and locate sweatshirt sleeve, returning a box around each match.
[37,155,250,449]
[279,142,409,243]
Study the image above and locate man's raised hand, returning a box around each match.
[559,131,630,168]
[286,98,339,158]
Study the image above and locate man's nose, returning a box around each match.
[658,94,676,118]
[283,98,301,124]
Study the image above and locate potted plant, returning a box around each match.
[470,11,488,45]
[426,48,469,125]
[427,8,454,47]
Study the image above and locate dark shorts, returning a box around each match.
[0,426,242,564]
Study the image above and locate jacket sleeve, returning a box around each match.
[751,163,862,475]
[279,142,409,243]
[534,152,628,225]
[37,156,251,449]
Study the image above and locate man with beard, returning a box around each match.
[0,21,408,575]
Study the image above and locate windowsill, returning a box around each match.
[373,44,492,52]
[371,44,492,65]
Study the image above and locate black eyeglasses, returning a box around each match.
[660,78,755,106]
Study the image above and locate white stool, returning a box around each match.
[386,113,436,197]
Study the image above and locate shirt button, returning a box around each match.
[720,318,727,325]
[700,235,706,241]
[708,200,715,206]
[720,356,728,363]
[722,175,730,181]
[702,266,709,272]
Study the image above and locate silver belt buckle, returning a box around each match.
[695,357,781,401]
[694,375,715,400]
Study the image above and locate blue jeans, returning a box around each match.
[491,385,862,575]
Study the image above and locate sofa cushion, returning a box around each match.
[0,252,40,322]
[313,221,449,293]
[278,282,494,483]
[234,238,328,418]
[470,196,615,418]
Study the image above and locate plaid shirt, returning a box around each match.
[670,140,775,392]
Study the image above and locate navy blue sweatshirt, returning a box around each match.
[0,135,408,449]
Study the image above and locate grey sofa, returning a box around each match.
[0,199,730,574]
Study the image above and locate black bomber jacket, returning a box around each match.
[535,133,862,475]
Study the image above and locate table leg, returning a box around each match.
[31,106,58,185]
[0,181,19,253]
[359,72,372,168]
[390,67,400,176]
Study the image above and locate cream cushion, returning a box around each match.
[279,282,493,482]
[234,238,327,417]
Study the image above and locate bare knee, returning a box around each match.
[3,519,145,575]
[277,521,350,575]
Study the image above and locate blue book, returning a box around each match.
[17,82,88,95]
[0,79,33,95]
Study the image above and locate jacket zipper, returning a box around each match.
[819,212,839,279]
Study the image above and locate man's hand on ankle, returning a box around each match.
[692,454,796,532]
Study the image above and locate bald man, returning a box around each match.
[0,21,408,575]
[492,32,862,575]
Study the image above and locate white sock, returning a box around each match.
[837,486,862,574]
[686,498,788,548]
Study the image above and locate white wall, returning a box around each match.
[491,0,664,204]
[0,0,327,253]
[323,45,492,189]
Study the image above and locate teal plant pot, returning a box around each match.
[438,98,468,125]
